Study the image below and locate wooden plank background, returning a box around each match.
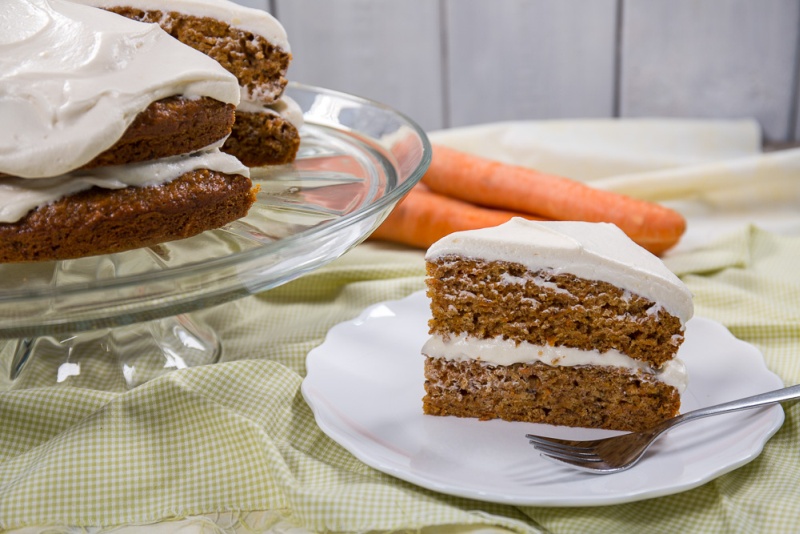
[236,0,800,143]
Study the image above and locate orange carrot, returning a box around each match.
[369,185,544,249]
[422,145,686,255]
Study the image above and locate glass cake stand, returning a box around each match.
[0,83,431,389]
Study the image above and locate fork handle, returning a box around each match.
[671,383,800,428]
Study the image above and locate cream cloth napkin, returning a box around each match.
[428,118,763,180]
[2,119,799,534]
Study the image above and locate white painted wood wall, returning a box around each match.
[235,0,800,144]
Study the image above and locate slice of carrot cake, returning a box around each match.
[73,0,302,167]
[422,218,693,432]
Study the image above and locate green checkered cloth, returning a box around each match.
[0,226,798,533]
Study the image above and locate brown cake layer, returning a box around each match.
[85,96,235,169]
[423,357,681,432]
[222,110,300,167]
[0,170,257,263]
[105,7,291,104]
[426,257,684,369]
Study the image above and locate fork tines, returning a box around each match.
[525,434,596,451]
[527,438,603,462]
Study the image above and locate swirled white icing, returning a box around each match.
[421,333,689,392]
[426,218,694,324]
[0,0,240,179]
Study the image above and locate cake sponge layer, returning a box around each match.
[223,110,301,167]
[0,170,257,262]
[426,257,684,369]
[423,357,681,432]
[83,96,236,170]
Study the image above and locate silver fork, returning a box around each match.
[526,384,800,474]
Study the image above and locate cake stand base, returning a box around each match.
[6,313,221,390]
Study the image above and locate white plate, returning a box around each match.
[302,291,785,506]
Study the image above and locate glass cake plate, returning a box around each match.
[0,83,430,388]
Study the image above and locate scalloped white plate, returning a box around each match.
[302,291,785,506]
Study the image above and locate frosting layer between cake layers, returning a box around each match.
[421,333,688,392]
[0,0,241,179]
[237,94,305,130]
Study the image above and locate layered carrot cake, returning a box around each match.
[422,218,694,432]
[73,0,303,167]
[0,0,256,262]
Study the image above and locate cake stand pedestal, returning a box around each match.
[6,314,220,389]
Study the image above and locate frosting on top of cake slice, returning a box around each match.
[0,0,240,179]
[69,0,290,52]
[425,218,694,324]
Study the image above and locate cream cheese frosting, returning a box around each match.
[421,333,689,392]
[426,218,694,324]
[0,149,249,223]
[0,0,240,179]
[70,0,292,105]
[69,0,290,53]
[236,95,305,130]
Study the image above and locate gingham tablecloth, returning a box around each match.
[1,120,799,533]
